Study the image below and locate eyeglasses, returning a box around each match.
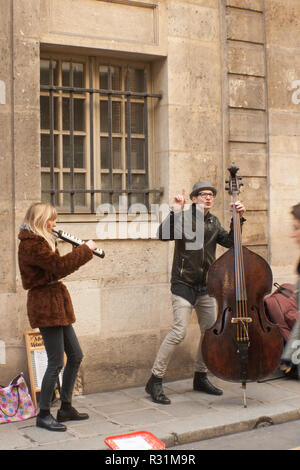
[198,192,215,199]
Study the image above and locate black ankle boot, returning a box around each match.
[193,372,223,396]
[36,413,67,432]
[145,374,171,405]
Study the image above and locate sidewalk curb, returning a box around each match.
[160,408,300,448]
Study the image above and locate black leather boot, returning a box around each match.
[145,374,171,405]
[36,413,67,432]
[193,372,223,396]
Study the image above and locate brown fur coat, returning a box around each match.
[18,229,93,328]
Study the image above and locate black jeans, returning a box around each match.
[39,325,83,410]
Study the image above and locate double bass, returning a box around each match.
[201,164,283,406]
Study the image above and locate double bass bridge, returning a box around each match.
[231,316,251,342]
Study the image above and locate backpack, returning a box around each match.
[264,283,298,342]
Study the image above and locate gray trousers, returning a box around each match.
[152,294,217,378]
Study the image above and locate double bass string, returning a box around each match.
[232,196,242,341]
[238,206,248,341]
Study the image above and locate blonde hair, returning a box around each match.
[23,202,57,250]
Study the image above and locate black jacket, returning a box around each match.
[158,204,245,304]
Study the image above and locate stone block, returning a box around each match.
[154,103,169,157]
[237,177,268,210]
[228,42,265,76]
[229,109,266,142]
[169,151,221,207]
[0,195,16,294]
[13,0,40,39]
[13,110,41,202]
[271,267,298,287]
[152,58,168,109]
[269,110,300,137]
[0,0,10,40]
[100,283,171,334]
[81,325,198,393]
[269,154,300,194]
[80,332,159,393]
[188,44,220,109]
[168,2,219,42]
[167,38,220,109]
[39,0,168,56]
[57,238,169,287]
[167,37,190,106]
[0,346,29,390]
[269,136,300,156]
[13,39,40,109]
[265,0,300,48]
[169,106,221,153]
[269,199,299,268]
[241,211,268,245]
[0,113,13,198]
[229,75,266,109]
[49,0,158,45]
[267,47,300,111]
[0,290,31,339]
[0,294,19,338]
[155,151,170,202]
[0,39,12,98]
[229,142,267,176]
[223,204,268,245]
[65,281,101,337]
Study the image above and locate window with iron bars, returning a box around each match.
[40,55,162,214]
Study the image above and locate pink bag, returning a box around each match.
[0,373,37,424]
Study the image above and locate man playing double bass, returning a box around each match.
[145,181,246,404]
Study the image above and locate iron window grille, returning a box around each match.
[40,57,163,214]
